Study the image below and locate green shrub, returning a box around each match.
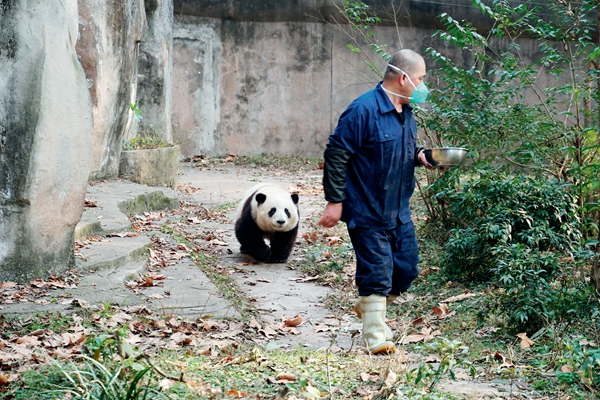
[435,169,595,332]
[439,170,580,280]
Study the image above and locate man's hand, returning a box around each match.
[318,202,343,228]
[418,151,435,170]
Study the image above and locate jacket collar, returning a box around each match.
[375,81,413,115]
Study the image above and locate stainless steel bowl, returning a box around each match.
[423,147,469,168]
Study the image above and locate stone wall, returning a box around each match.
[170,0,549,157]
[0,0,94,282]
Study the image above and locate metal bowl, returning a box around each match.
[424,147,469,168]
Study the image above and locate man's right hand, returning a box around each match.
[318,202,343,228]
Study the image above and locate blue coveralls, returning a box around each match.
[325,82,421,297]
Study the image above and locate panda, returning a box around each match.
[234,183,300,263]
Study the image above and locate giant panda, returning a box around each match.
[234,183,300,263]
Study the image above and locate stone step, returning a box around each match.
[75,235,151,274]
[75,180,181,241]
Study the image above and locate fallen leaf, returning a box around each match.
[326,236,342,246]
[0,375,9,386]
[302,231,319,244]
[284,314,303,327]
[432,303,449,318]
[256,278,272,283]
[400,334,427,344]
[360,372,379,382]
[159,378,176,391]
[384,370,397,388]
[516,332,535,349]
[289,276,320,283]
[560,365,574,372]
[259,326,278,338]
[276,372,296,382]
[225,389,247,398]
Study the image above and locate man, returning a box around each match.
[318,49,433,354]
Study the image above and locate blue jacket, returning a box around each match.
[323,82,422,229]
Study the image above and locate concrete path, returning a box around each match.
[0,161,357,351]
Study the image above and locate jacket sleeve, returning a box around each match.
[415,145,425,166]
[322,146,352,203]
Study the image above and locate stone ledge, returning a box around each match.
[119,145,180,188]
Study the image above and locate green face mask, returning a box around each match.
[387,64,429,104]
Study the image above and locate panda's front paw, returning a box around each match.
[267,257,288,264]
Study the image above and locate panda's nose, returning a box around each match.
[276,220,285,225]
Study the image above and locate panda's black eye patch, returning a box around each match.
[285,209,290,218]
[269,208,276,217]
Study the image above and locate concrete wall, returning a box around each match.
[170,0,549,157]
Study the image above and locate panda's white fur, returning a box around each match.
[234,183,299,263]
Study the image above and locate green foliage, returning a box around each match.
[130,102,142,122]
[17,330,167,399]
[435,169,594,332]
[439,170,581,279]
[84,327,130,362]
[45,355,162,400]
[410,338,475,387]
[556,338,600,392]
[421,0,600,249]
[332,0,392,78]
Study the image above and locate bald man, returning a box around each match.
[319,49,433,354]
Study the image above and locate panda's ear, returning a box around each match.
[255,193,267,205]
[291,193,299,204]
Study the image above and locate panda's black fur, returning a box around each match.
[234,183,300,263]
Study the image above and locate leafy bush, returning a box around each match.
[420,0,600,289]
[439,170,580,280]
[436,169,594,332]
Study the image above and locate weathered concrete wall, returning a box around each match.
[136,0,174,142]
[77,0,148,180]
[172,16,333,157]
[170,1,550,157]
[0,0,94,282]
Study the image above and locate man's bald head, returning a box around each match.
[384,49,425,80]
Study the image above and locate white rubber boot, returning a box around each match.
[358,295,396,355]
[354,295,397,341]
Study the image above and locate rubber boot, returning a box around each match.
[358,295,396,355]
[386,295,398,307]
[354,295,397,341]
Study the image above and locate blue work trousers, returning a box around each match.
[348,221,419,297]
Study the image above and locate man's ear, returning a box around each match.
[398,73,407,86]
